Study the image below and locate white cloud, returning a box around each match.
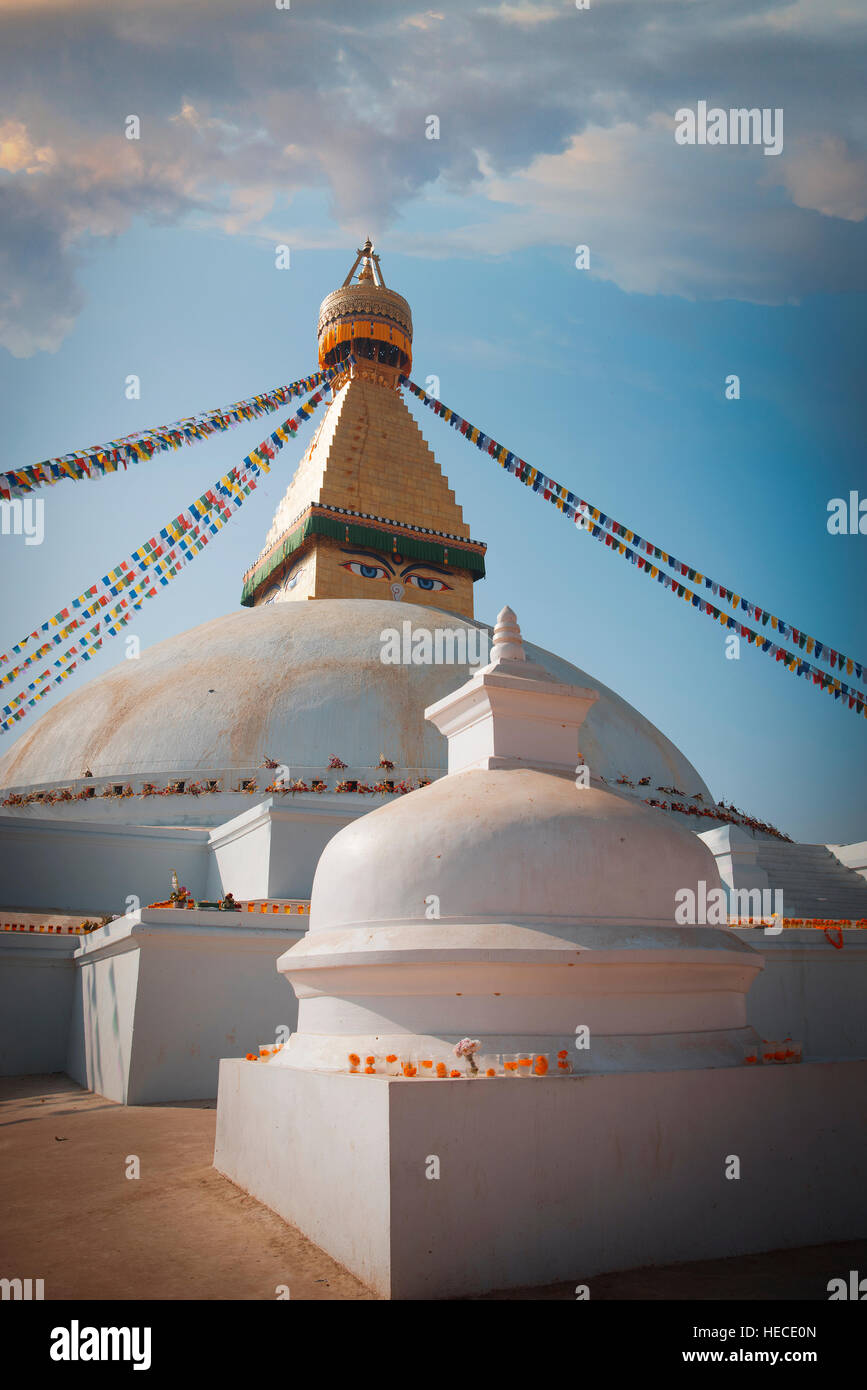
[401,10,445,30]
[0,120,55,174]
[772,137,867,222]
[479,3,562,25]
[441,116,867,302]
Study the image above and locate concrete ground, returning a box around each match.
[1,1074,863,1301]
[0,1073,373,1301]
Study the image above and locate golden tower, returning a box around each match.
[241,240,485,620]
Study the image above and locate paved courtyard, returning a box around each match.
[1,1075,862,1301]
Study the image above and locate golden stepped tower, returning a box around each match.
[241,240,485,620]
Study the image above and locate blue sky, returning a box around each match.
[0,0,865,843]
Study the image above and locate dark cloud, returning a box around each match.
[0,0,865,353]
[0,183,82,356]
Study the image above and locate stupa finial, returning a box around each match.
[426,602,598,774]
[342,236,386,289]
[489,605,525,664]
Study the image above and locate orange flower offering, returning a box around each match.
[557,1050,568,1059]
[533,1055,549,1076]
[449,1070,461,1078]
[504,1060,518,1071]
[435,1062,448,1078]
[245,1053,257,1061]
[366,1055,375,1066]
[485,1068,496,1078]
[348,1053,360,1067]
[364,1066,376,1074]
[402,1062,417,1077]
[386,1054,398,1064]
[557,1060,569,1070]
[421,1059,433,1068]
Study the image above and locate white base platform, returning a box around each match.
[214,1057,867,1299]
[67,910,304,1104]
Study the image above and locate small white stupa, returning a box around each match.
[213,608,867,1299]
[270,606,762,1075]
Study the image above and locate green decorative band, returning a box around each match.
[241,509,486,605]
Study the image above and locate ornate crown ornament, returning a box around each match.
[317,239,413,379]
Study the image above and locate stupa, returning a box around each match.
[214,605,867,1299]
[274,605,761,1076]
[2,242,865,1109]
[0,240,719,921]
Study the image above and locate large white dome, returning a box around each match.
[0,599,713,796]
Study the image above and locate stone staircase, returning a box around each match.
[754,841,867,920]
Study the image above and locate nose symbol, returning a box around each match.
[390,582,405,601]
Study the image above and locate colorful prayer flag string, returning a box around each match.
[0,370,343,733]
[0,362,348,679]
[0,367,335,501]
[401,376,867,718]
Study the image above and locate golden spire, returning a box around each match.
[240,246,486,618]
[342,236,386,288]
[318,240,412,386]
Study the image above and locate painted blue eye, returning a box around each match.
[342,560,389,581]
[406,574,449,592]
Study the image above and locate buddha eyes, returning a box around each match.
[340,560,452,591]
[343,561,389,581]
[406,575,450,592]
